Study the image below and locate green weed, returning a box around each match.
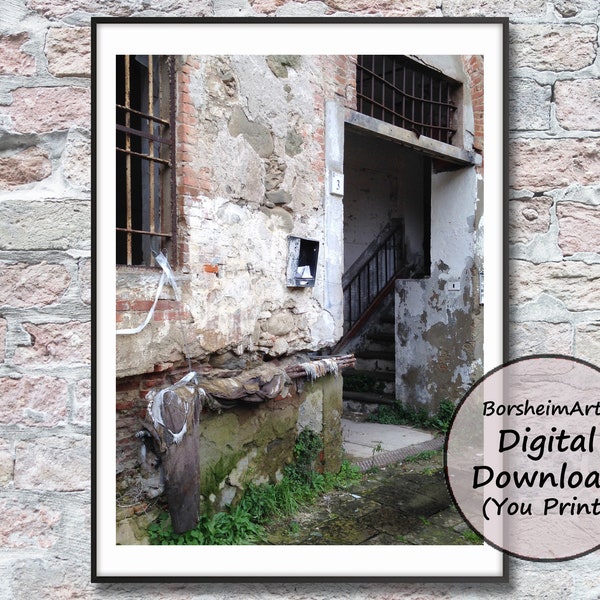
[404,450,440,463]
[369,399,455,433]
[147,430,363,546]
[462,529,483,544]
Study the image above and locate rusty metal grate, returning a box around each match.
[116,55,176,266]
[356,55,458,145]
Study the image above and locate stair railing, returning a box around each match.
[342,219,407,339]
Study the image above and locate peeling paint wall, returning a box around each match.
[114,54,354,539]
[394,57,485,413]
[115,55,355,378]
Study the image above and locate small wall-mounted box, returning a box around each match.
[286,236,319,287]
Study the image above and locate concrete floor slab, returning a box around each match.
[342,418,434,460]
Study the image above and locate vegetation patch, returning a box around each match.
[404,450,440,463]
[461,529,483,544]
[147,430,362,546]
[369,399,455,433]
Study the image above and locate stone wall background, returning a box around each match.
[1,0,599,597]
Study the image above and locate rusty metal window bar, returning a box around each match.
[356,55,459,145]
[116,55,176,266]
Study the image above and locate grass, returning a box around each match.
[404,449,440,463]
[369,399,455,433]
[462,529,483,544]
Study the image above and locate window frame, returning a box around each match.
[115,54,177,267]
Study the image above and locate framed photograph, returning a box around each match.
[92,17,508,581]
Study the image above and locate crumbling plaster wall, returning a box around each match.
[116,54,352,379]
[394,56,484,413]
[115,54,354,539]
[395,168,484,412]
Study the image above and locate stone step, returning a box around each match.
[366,329,395,344]
[355,349,395,362]
[354,358,396,374]
[343,390,396,405]
[346,368,395,382]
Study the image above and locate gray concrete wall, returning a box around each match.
[394,57,485,414]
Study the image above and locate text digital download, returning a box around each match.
[445,355,600,561]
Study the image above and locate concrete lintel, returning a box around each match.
[344,109,481,167]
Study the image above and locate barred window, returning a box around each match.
[116,55,176,266]
[356,55,460,145]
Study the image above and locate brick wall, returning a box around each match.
[1,2,600,598]
[463,55,484,154]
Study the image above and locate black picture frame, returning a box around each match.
[92,16,509,582]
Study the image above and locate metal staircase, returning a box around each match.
[336,219,409,414]
[339,219,408,349]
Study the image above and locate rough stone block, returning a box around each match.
[0,499,61,549]
[7,558,94,600]
[0,147,52,189]
[29,0,211,19]
[77,258,91,305]
[325,0,435,14]
[265,312,295,336]
[6,87,90,134]
[62,130,91,191]
[442,0,544,16]
[228,106,273,158]
[0,262,70,308]
[555,79,600,132]
[509,78,551,131]
[509,322,573,357]
[0,376,68,427]
[554,0,600,17]
[510,24,597,71]
[509,259,600,312]
[576,323,600,367]
[0,441,13,486]
[511,138,600,191]
[0,33,35,76]
[72,379,91,426]
[0,200,90,250]
[557,202,600,256]
[12,321,91,366]
[45,27,90,78]
[0,318,6,363]
[509,196,553,245]
[14,435,90,492]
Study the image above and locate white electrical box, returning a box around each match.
[448,281,460,291]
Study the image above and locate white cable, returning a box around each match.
[116,251,175,336]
